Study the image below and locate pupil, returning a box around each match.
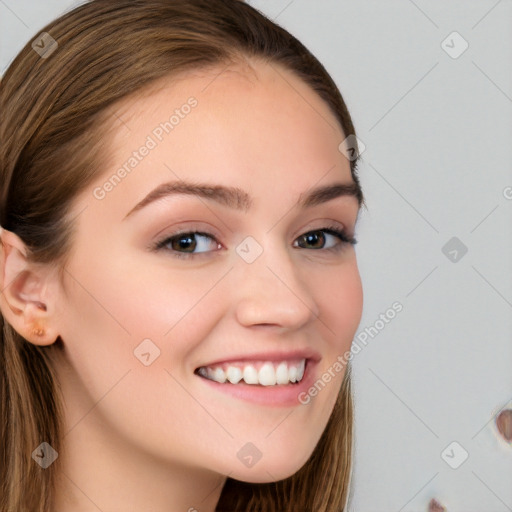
[174,235,196,252]
[305,231,324,248]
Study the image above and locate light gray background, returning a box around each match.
[1,1,511,511]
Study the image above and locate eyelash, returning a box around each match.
[152,225,357,260]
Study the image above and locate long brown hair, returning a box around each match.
[0,1,363,510]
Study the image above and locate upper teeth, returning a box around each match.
[197,359,306,386]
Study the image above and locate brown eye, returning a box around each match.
[156,231,221,258]
[171,234,197,253]
[297,231,326,249]
[294,228,355,250]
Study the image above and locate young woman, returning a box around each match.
[0,1,365,510]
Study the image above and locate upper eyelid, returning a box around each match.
[161,224,347,240]
[158,217,350,239]
[148,201,357,239]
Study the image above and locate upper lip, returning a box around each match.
[196,349,321,369]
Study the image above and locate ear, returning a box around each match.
[0,227,60,346]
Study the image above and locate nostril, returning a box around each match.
[496,409,512,442]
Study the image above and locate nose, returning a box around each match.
[233,241,320,330]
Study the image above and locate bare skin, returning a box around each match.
[0,59,363,511]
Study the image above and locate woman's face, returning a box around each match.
[53,59,363,483]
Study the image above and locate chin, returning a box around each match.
[230,450,312,484]
[233,465,303,484]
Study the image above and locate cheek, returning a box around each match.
[58,251,230,392]
[312,258,363,348]
[62,221,209,335]
[104,258,228,346]
[57,255,230,456]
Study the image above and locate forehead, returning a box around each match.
[112,57,338,125]
[80,59,354,219]
[105,57,346,162]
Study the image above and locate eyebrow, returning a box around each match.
[124,180,362,219]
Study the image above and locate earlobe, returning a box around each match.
[0,228,59,346]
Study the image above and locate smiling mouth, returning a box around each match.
[194,358,306,386]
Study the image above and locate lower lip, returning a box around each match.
[196,360,317,407]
